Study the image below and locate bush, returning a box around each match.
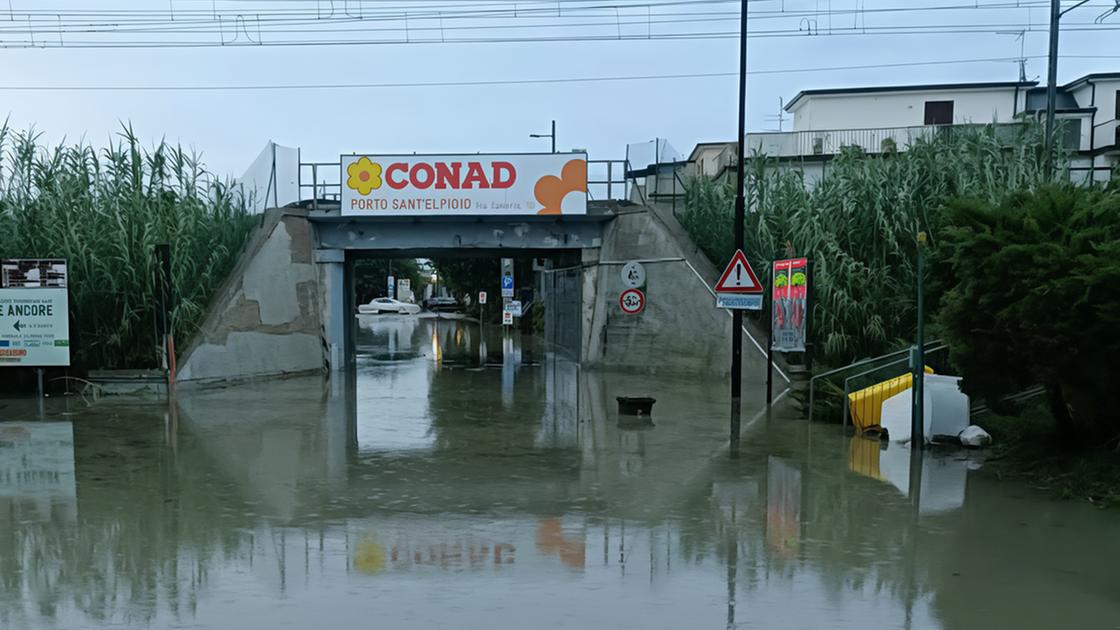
[0,124,256,370]
[936,185,1120,442]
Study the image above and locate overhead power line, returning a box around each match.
[0,0,1115,48]
[0,56,1054,91]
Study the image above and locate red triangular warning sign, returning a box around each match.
[714,249,764,293]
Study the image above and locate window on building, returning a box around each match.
[1115,90,1119,119]
[924,100,955,125]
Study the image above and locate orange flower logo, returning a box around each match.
[346,157,383,195]
[534,159,586,215]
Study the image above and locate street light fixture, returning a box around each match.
[530,120,556,153]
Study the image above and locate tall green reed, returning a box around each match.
[0,123,256,370]
[681,123,1063,366]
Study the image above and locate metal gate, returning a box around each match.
[542,265,583,360]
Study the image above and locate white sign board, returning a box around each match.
[0,288,70,367]
[716,293,763,310]
[621,261,646,289]
[502,311,514,326]
[478,291,487,305]
[342,153,588,217]
[504,300,523,317]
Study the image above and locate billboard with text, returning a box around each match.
[341,153,587,217]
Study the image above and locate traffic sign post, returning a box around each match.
[619,288,645,315]
[501,258,515,298]
[714,249,763,311]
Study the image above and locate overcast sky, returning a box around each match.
[0,0,1116,177]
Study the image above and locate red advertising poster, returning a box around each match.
[771,258,808,353]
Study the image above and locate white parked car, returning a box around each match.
[358,297,421,315]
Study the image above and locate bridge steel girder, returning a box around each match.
[310,215,608,252]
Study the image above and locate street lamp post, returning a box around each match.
[530,120,556,153]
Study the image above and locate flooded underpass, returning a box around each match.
[2,316,1119,629]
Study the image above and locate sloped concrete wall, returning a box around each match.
[584,204,770,380]
[176,208,325,385]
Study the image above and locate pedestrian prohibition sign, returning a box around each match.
[715,249,763,310]
[619,288,645,314]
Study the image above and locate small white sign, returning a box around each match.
[716,293,763,310]
[502,311,514,326]
[504,300,523,317]
[621,261,646,289]
[0,288,70,366]
[478,291,488,305]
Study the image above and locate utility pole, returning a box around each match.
[530,120,556,153]
[730,0,749,439]
[1044,0,1061,164]
[1045,0,1094,168]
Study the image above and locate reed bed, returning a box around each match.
[0,124,256,369]
[681,124,1062,365]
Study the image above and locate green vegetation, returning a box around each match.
[681,124,1120,503]
[982,402,1120,507]
[0,124,255,370]
[681,124,1056,365]
[937,184,1120,445]
[353,258,425,303]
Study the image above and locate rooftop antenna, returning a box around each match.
[996,29,1028,82]
[763,97,788,132]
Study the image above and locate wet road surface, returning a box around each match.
[1,315,1118,629]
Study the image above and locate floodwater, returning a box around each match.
[1,315,1118,630]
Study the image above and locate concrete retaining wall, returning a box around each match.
[584,204,770,379]
[178,202,776,385]
[176,208,326,385]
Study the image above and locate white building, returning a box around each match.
[676,74,1119,189]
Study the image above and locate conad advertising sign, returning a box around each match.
[341,153,587,217]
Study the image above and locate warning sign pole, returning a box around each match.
[730,0,750,447]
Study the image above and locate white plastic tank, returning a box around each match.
[879,374,971,444]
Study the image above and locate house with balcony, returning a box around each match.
[674,74,1119,192]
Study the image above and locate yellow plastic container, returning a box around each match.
[847,367,933,432]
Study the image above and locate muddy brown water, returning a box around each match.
[1,315,1117,629]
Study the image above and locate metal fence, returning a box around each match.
[807,342,952,430]
[745,122,1045,158]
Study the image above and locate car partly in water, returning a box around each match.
[358,297,422,315]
